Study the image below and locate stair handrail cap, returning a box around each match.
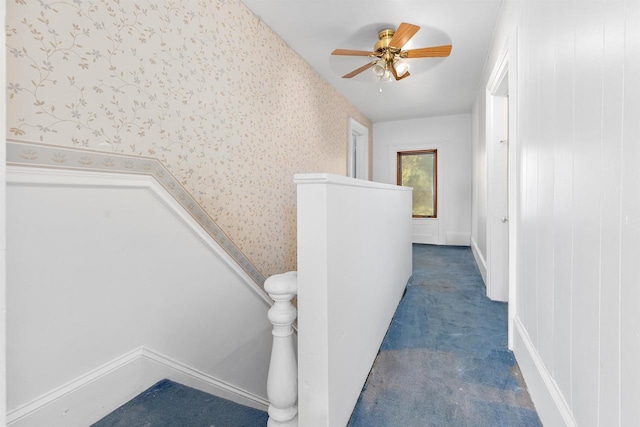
[264,271,298,295]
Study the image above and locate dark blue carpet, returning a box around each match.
[348,244,541,427]
[92,379,268,427]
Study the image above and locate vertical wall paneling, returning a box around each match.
[472,99,488,266]
[620,2,640,425]
[478,106,488,258]
[571,3,605,424]
[551,0,576,405]
[473,0,639,424]
[520,1,539,345]
[506,27,519,350]
[535,2,556,368]
[598,2,625,425]
[514,2,528,335]
[471,101,484,270]
[527,1,541,350]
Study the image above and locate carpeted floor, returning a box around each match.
[92,379,268,427]
[94,244,540,427]
[348,244,541,427]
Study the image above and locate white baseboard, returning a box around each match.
[140,348,268,410]
[470,237,487,283]
[7,347,268,427]
[512,317,576,427]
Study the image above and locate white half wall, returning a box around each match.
[6,167,272,426]
[373,114,472,246]
[295,174,412,427]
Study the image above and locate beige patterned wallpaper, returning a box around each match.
[6,0,372,277]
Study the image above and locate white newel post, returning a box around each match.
[265,271,298,427]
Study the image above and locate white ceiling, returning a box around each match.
[241,0,503,123]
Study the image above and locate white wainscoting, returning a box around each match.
[295,173,413,427]
[412,218,439,244]
[6,167,272,426]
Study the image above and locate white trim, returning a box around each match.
[513,317,576,427]
[6,166,272,306]
[6,139,267,287]
[470,237,487,284]
[7,347,268,427]
[487,45,509,95]
[294,173,410,192]
[506,28,519,350]
[388,141,446,245]
[7,348,145,425]
[485,28,519,346]
[485,52,509,303]
[140,348,269,409]
[347,118,369,180]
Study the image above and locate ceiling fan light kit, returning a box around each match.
[372,60,387,77]
[394,59,409,77]
[331,22,452,87]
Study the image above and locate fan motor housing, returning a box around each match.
[374,29,396,53]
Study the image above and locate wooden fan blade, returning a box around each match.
[342,62,375,78]
[390,63,410,81]
[389,22,420,49]
[404,45,453,58]
[332,49,374,56]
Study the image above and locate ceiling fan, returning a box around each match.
[331,22,452,81]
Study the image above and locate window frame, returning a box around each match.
[396,149,438,219]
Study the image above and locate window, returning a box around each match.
[397,150,437,218]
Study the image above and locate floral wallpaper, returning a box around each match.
[6,0,372,277]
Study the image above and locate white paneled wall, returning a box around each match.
[472,1,640,425]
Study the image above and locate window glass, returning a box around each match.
[397,150,437,218]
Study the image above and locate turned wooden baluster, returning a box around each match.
[265,271,298,427]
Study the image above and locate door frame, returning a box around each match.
[347,118,369,180]
[486,55,509,303]
[486,29,518,349]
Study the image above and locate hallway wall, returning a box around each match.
[472,1,640,425]
[373,114,472,246]
[5,0,371,278]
